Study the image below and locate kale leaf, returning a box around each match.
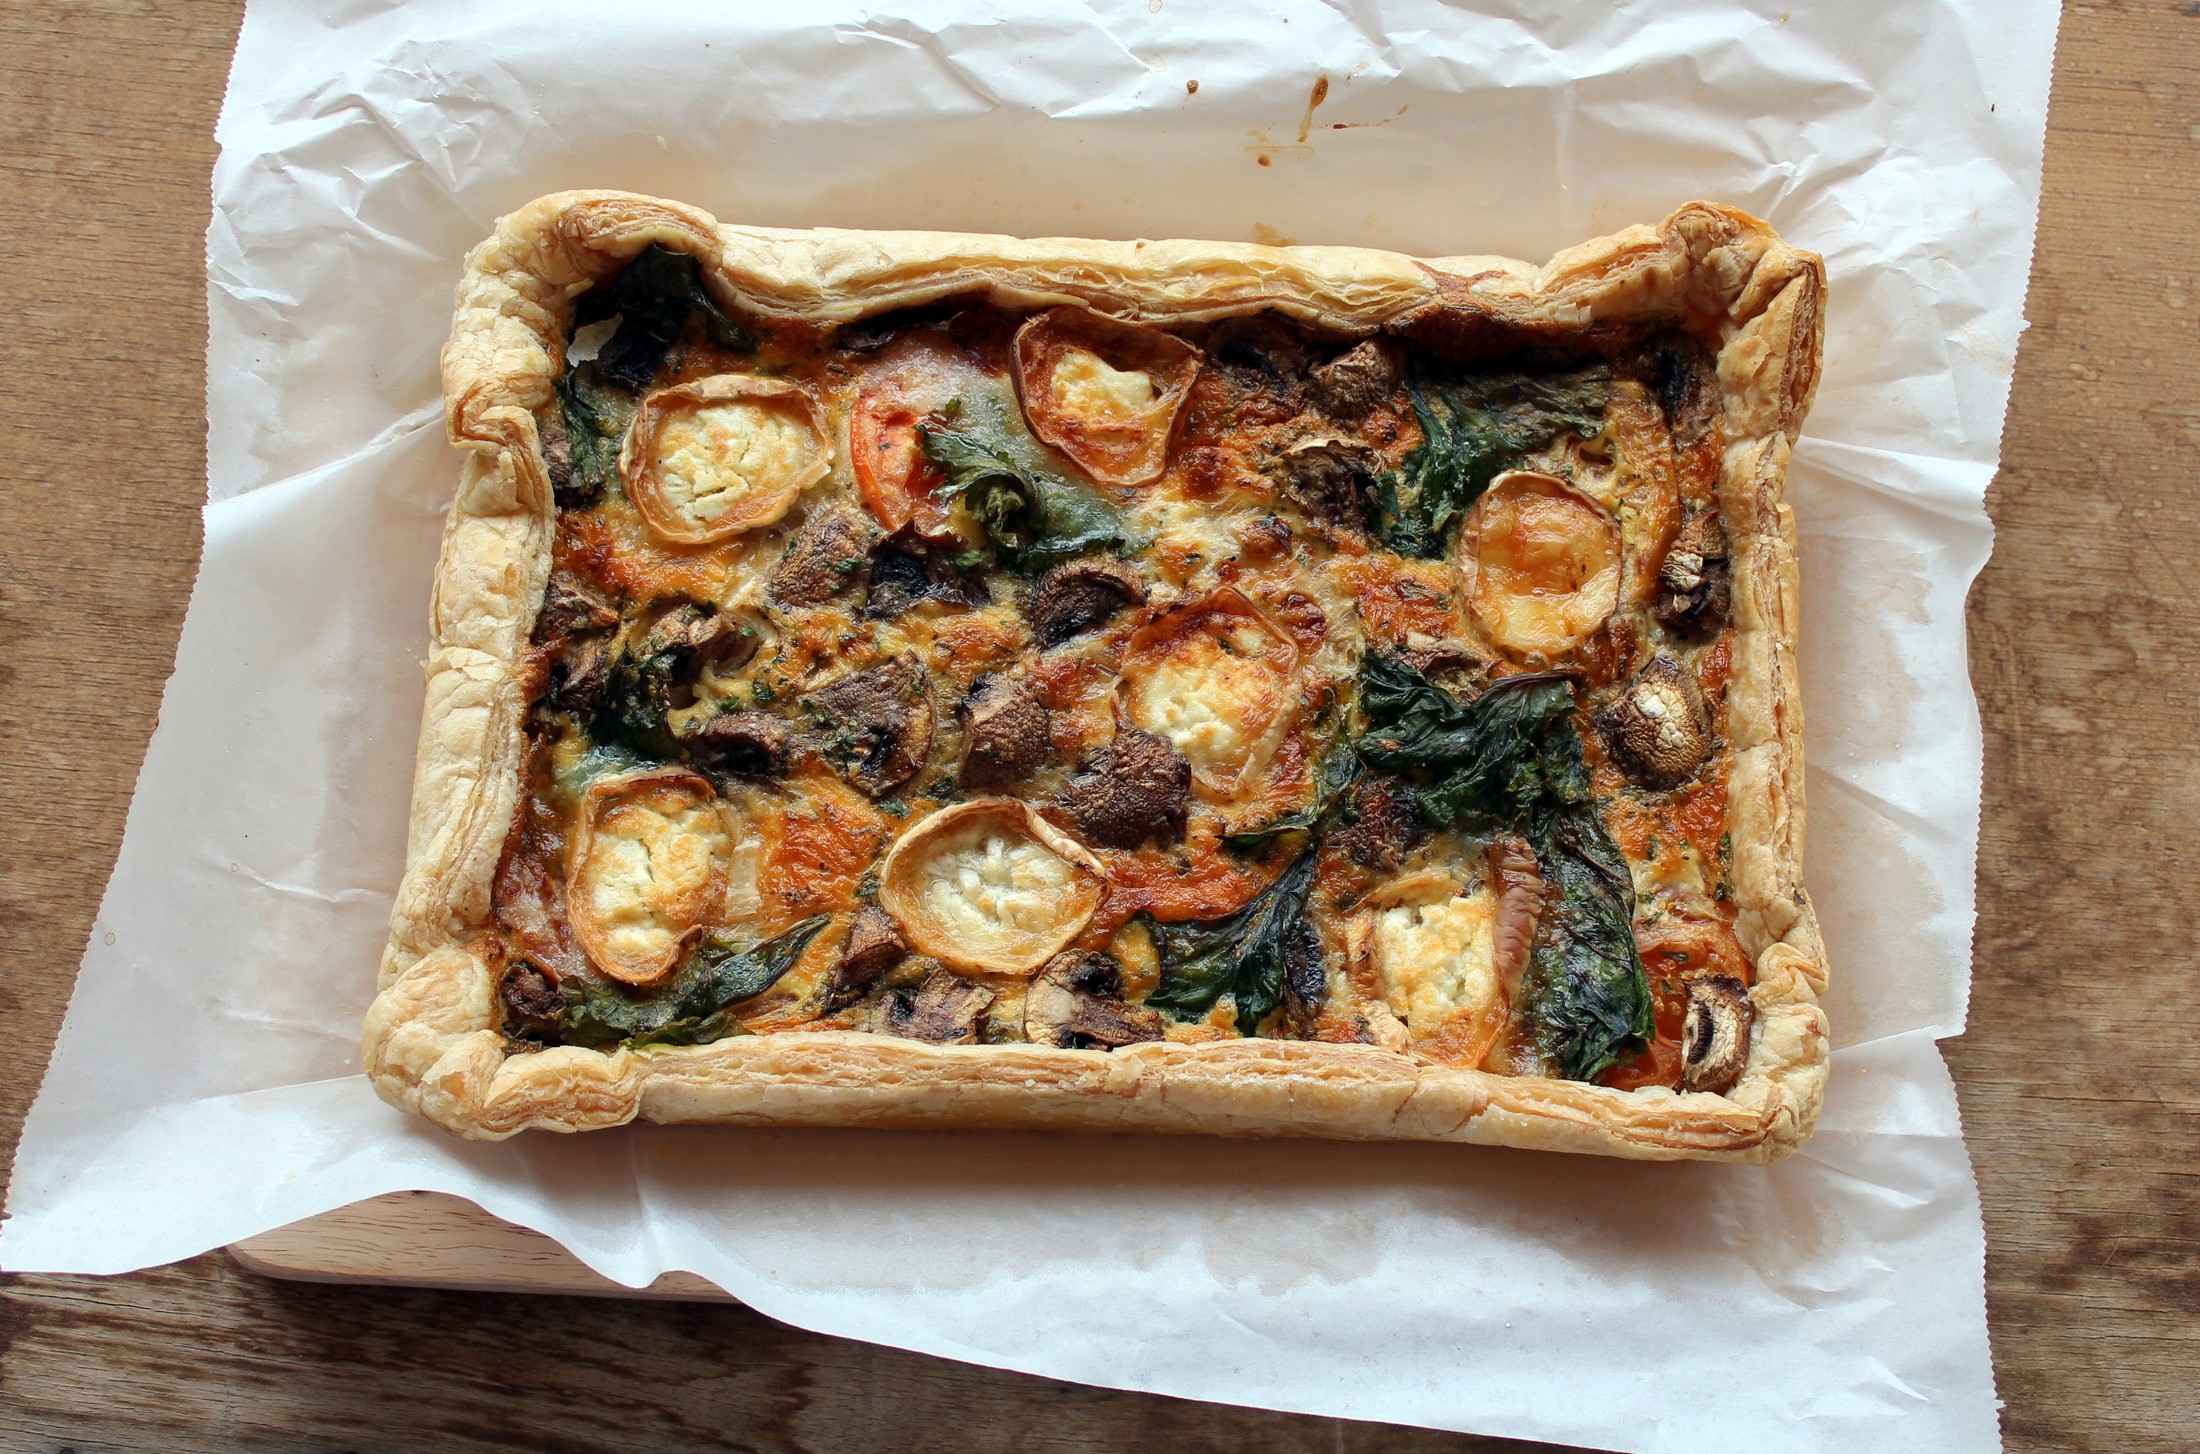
[1369,364,1612,558]
[918,422,1129,573]
[1522,811,1653,1083]
[552,362,632,507]
[1353,652,1651,1081]
[578,244,756,393]
[1146,849,1323,1034]
[1354,654,1586,834]
[559,916,828,1049]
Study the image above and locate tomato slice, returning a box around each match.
[849,389,950,536]
[1600,1036,1683,1091]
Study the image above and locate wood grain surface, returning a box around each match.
[1,2,2195,1451]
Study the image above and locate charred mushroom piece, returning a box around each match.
[1597,653,1716,791]
[863,525,991,620]
[540,407,580,507]
[1024,950,1166,1049]
[959,674,1051,790]
[1330,774,1422,873]
[809,655,936,798]
[1654,511,1731,633]
[1398,636,1493,687]
[875,966,995,1044]
[649,605,767,711]
[1206,315,1312,403]
[1679,973,1754,1094]
[1022,556,1147,648]
[499,960,565,1037]
[683,710,790,777]
[1643,337,1721,447]
[545,634,614,718]
[1273,437,1378,529]
[1064,724,1191,849]
[770,506,874,609]
[821,903,908,1012]
[1309,338,1404,418]
[535,570,620,641]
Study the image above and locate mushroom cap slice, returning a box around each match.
[809,654,936,799]
[1013,308,1201,487]
[1115,586,1301,800]
[1679,973,1754,1095]
[1456,470,1621,660]
[620,375,831,545]
[1024,951,1166,1049]
[958,673,1052,791]
[1064,718,1191,849]
[1597,653,1715,791]
[878,799,1106,974]
[564,768,733,986]
[874,965,996,1044]
[1021,555,1147,648]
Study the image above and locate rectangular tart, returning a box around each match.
[365,191,1829,1161]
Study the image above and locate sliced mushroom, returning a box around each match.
[540,405,582,508]
[1205,315,1312,409]
[878,798,1106,974]
[809,655,935,798]
[646,604,769,717]
[544,635,614,718]
[1309,338,1404,418]
[1398,635,1494,687]
[1013,308,1202,487]
[1024,950,1166,1049]
[683,710,790,778]
[1597,653,1715,791]
[1679,973,1754,1094]
[1272,437,1377,530]
[1642,336,1721,448]
[1654,511,1731,633]
[1330,774,1422,873]
[498,959,565,1037]
[1064,722,1191,849]
[821,903,908,1012]
[959,674,1051,790]
[1021,556,1147,648]
[535,570,620,642]
[863,524,991,620]
[875,965,995,1044]
[770,506,875,609]
[620,375,831,545]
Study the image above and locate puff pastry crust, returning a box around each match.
[366,191,1828,1160]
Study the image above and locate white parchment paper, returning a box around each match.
[4,2,2057,1449]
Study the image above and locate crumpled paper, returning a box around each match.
[3,1,2057,1449]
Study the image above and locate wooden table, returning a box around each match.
[2,4,2193,1450]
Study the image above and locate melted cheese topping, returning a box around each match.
[649,398,820,535]
[573,789,729,977]
[1123,617,1290,791]
[1374,883,1500,1034]
[914,824,1088,962]
[1048,347,1159,426]
[1465,474,1620,658]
